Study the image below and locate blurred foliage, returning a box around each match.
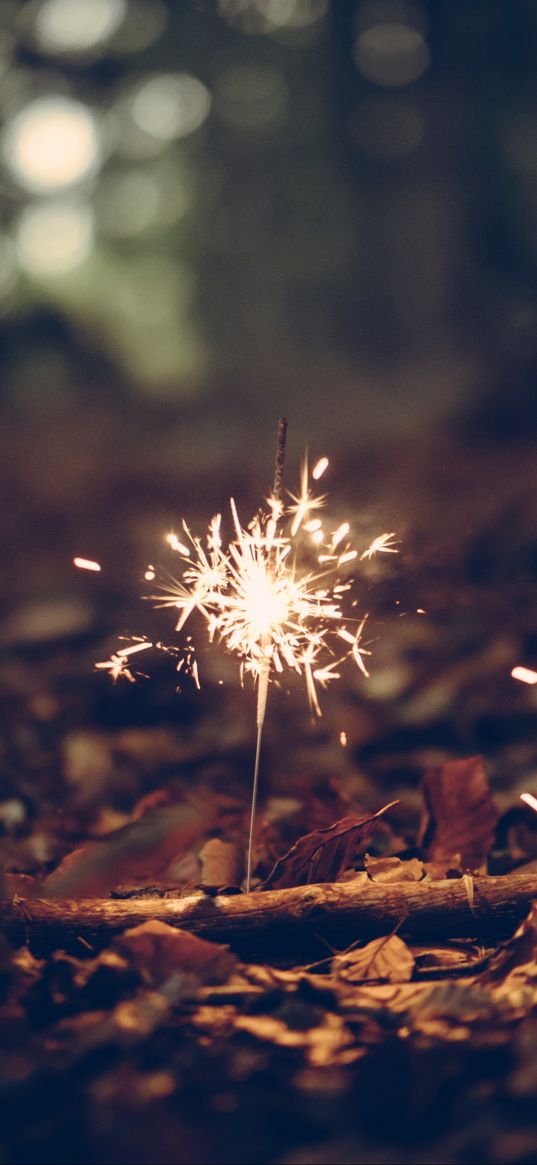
[0,0,536,441]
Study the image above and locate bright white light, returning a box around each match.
[312,456,329,480]
[521,792,537,813]
[73,557,101,572]
[131,73,211,141]
[16,200,94,277]
[354,22,430,86]
[36,0,127,53]
[3,96,101,193]
[512,665,537,685]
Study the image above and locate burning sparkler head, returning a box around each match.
[150,455,397,718]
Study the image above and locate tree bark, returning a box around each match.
[3,872,537,958]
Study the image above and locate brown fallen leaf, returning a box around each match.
[412,942,488,976]
[333,934,415,984]
[43,801,211,898]
[261,801,399,890]
[198,838,243,893]
[480,902,537,990]
[234,1011,359,1066]
[114,920,237,988]
[419,756,498,872]
[364,854,424,883]
[408,981,495,1023]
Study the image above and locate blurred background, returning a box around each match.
[3,0,537,837]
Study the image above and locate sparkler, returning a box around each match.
[149,420,397,890]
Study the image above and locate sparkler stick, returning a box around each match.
[246,418,288,891]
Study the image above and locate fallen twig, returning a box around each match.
[3,872,537,958]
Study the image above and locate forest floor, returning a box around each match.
[2,427,537,1164]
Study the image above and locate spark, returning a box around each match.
[73,556,101,572]
[331,522,349,549]
[287,458,326,536]
[512,666,537,685]
[521,792,537,813]
[166,532,190,556]
[95,640,152,683]
[312,456,329,480]
[361,532,398,560]
[339,730,347,747]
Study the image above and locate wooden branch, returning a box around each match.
[3,872,537,958]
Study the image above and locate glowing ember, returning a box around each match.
[312,456,329,480]
[339,730,347,747]
[95,640,152,683]
[511,666,537,685]
[73,556,101,572]
[360,532,398,560]
[521,792,537,813]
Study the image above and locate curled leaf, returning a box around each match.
[261,801,399,891]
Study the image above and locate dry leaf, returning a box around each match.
[419,756,498,871]
[480,903,537,990]
[261,802,399,890]
[334,934,415,983]
[43,802,210,898]
[198,838,243,892]
[364,854,424,883]
[114,920,237,988]
[408,982,495,1023]
[234,1011,358,1066]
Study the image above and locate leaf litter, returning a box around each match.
[3,752,537,1163]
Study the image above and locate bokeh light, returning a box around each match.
[354,21,430,87]
[34,0,127,55]
[0,233,17,299]
[217,0,327,35]
[15,199,94,277]
[3,96,101,194]
[214,65,287,132]
[130,73,211,141]
[96,165,190,237]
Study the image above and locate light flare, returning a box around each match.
[512,665,537,685]
[521,792,537,813]
[73,556,101,572]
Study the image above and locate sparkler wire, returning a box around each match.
[246,419,288,891]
